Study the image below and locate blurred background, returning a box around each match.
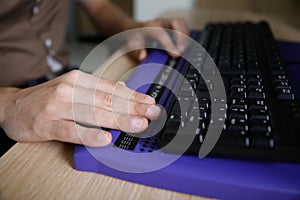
[68,0,300,68]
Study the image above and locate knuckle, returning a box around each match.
[103,93,113,110]
[53,82,71,96]
[133,103,145,115]
[43,100,55,115]
[59,123,75,141]
[100,79,118,91]
[61,123,73,135]
[65,70,80,81]
[110,80,118,89]
[35,102,53,121]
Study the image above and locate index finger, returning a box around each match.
[169,19,190,52]
[73,71,155,104]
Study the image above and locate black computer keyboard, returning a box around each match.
[156,21,300,162]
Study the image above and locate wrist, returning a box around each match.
[0,87,20,127]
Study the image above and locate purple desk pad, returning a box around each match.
[74,40,300,199]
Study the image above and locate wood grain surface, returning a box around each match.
[0,142,208,200]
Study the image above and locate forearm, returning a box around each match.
[81,0,140,36]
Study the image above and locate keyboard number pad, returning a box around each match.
[223,73,275,149]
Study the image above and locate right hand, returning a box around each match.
[128,18,190,61]
[0,70,161,147]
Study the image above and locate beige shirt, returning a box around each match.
[0,0,69,86]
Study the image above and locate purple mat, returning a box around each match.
[74,39,300,199]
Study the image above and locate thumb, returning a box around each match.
[137,49,147,61]
[127,33,147,61]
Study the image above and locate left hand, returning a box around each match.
[128,18,190,61]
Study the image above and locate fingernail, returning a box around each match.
[97,132,109,143]
[131,116,144,129]
[118,81,126,86]
[145,96,155,104]
[139,50,147,60]
[147,105,162,119]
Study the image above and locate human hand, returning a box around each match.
[128,18,190,61]
[1,70,161,147]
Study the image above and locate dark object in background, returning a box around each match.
[0,128,16,157]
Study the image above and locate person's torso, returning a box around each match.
[0,0,69,86]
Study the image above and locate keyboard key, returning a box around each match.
[271,69,286,76]
[229,103,247,110]
[230,91,247,99]
[229,112,247,120]
[274,84,291,91]
[250,124,272,136]
[164,120,180,133]
[247,64,262,75]
[179,88,195,98]
[248,91,266,100]
[218,133,250,147]
[249,104,267,111]
[249,114,269,121]
[248,99,266,107]
[248,80,263,88]
[251,136,274,149]
[277,93,295,100]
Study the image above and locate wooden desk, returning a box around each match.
[1,8,300,200]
